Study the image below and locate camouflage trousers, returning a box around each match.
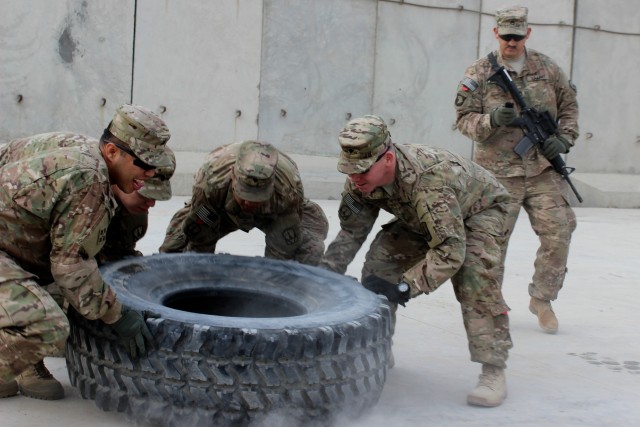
[361,218,512,369]
[162,199,329,266]
[498,168,577,301]
[0,279,69,383]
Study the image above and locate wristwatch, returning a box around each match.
[397,282,410,293]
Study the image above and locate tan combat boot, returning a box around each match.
[0,380,19,398]
[17,360,64,400]
[529,297,559,334]
[467,364,507,407]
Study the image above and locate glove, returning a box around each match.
[111,307,155,358]
[490,105,517,127]
[362,275,411,307]
[541,135,571,159]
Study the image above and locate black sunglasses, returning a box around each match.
[359,145,391,174]
[112,142,155,171]
[499,34,525,42]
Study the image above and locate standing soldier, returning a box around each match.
[97,147,176,265]
[454,6,579,333]
[0,104,172,400]
[320,115,513,407]
[160,140,328,266]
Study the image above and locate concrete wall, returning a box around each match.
[0,0,133,140]
[2,0,640,204]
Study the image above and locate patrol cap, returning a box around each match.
[108,104,172,168]
[337,115,391,174]
[495,6,528,36]
[232,140,278,202]
[138,147,176,201]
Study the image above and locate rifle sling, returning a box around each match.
[488,52,500,73]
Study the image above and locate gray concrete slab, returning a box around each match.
[1,198,639,426]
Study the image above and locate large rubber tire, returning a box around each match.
[65,253,392,427]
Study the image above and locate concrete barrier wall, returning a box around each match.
[0,1,134,140]
[2,0,639,203]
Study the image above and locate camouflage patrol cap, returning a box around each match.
[138,147,176,201]
[337,115,391,174]
[232,140,278,202]
[108,104,172,168]
[496,6,528,36]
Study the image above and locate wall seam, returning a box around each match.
[569,0,578,80]
[130,0,138,103]
[371,1,380,113]
[257,0,267,139]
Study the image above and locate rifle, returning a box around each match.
[488,66,583,203]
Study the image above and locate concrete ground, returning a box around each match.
[1,198,639,427]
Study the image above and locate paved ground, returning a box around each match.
[2,198,639,427]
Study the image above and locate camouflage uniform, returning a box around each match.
[321,117,513,368]
[0,132,119,382]
[160,141,328,266]
[95,209,148,265]
[96,148,176,265]
[454,14,578,302]
[0,105,172,384]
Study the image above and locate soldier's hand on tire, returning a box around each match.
[362,275,411,307]
[490,105,517,127]
[541,135,571,159]
[111,307,155,358]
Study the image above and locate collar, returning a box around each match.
[393,145,418,185]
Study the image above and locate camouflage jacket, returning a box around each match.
[95,205,147,265]
[0,132,121,323]
[174,142,306,253]
[321,144,510,292]
[455,48,579,178]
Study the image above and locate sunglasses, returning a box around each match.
[359,145,391,174]
[112,142,155,171]
[499,34,525,42]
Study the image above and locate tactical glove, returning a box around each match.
[111,307,155,358]
[490,105,517,127]
[362,275,411,307]
[541,135,571,159]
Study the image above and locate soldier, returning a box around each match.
[96,147,176,265]
[24,146,176,401]
[0,104,173,400]
[454,6,579,334]
[320,115,513,407]
[160,140,328,266]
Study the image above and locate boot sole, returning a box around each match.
[0,382,19,399]
[467,393,507,407]
[17,386,64,400]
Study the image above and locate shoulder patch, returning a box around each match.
[282,226,299,246]
[195,204,218,227]
[421,209,444,249]
[343,193,363,214]
[81,211,109,258]
[460,77,478,92]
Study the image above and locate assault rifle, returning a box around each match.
[488,66,583,203]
